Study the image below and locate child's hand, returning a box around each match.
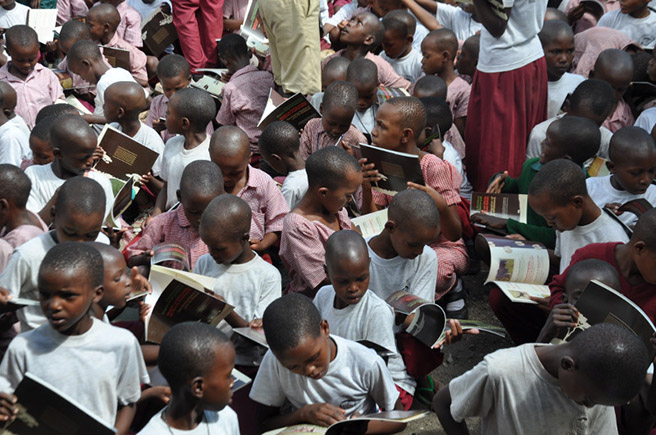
[92,145,106,164]
[102,226,127,249]
[427,138,445,160]
[0,286,12,304]
[486,171,508,194]
[605,202,623,215]
[337,19,348,30]
[130,266,152,295]
[151,119,166,133]
[140,386,171,404]
[299,403,347,427]
[359,158,380,189]
[529,295,551,313]
[0,393,17,422]
[567,3,586,23]
[407,181,447,210]
[139,172,153,187]
[470,212,508,230]
[545,303,579,336]
[434,319,479,348]
[248,318,263,328]
[250,239,264,252]
[138,301,152,324]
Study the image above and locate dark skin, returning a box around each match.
[338,14,380,60]
[5,41,39,81]
[68,56,112,125]
[0,197,44,238]
[472,0,510,38]
[260,148,305,176]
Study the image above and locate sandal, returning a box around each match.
[415,375,438,407]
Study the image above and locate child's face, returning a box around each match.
[327,256,370,306]
[389,222,437,259]
[609,151,656,195]
[341,14,373,45]
[456,44,477,77]
[371,103,404,150]
[619,0,648,14]
[54,209,104,243]
[86,15,105,41]
[56,137,98,176]
[544,35,575,81]
[215,152,250,192]
[101,254,131,309]
[68,59,97,85]
[528,192,583,232]
[6,42,39,77]
[201,227,247,266]
[321,104,355,139]
[160,73,191,100]
[633,243,656,285]
[539,127,565,164]
[559,366,620,407]
[274,321,333,379]
[201,344,236,411]
[165,102,184,135]
[354,80,378,112]
[421,41,447,76]
[180,191,217,230]
[29,136,54,166]
[382,30,410,60]
[320,168,362,214]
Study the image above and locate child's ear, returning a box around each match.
[363,34,375,47]
[384,220,396,233]
[406,34,414,45]
[320,319,330,337]
[181,117,190,130]
[117,107,125,118]
[50,204,57,223]
[191,377,204,399]
[400,127,413,144]
[242,231,250,243]
[570,195,585,208]
[2,108,10,117]
[606,160,615,174]
[589,69,596,79]
[271,153,283,162]
[103,23,112,34]
[560,355,576,372]
[318,186,329,198]
[176,189,182,203]
[0,198,9,213]
[561,95,571,113]
[52,146,63,159]
[92,285,104,304]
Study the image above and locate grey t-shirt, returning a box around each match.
[137,407,239,434]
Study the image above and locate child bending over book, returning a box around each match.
[280,146,361,296]
[25,116,58,169]
[300,80,366,160]
[57,20,97,102]
[137,323,239,434]
[0,242,149,434]
[250,293,406,433]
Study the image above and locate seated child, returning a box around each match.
[310,56,351,111]
[0,176,110,331]
[586,126,656,228]
[56,20,98,100]
[24,113,74,170]
[250,293,404,433]
[313,230,417,407]
[0,25,64,129]
[434,323,650,435]
[597,0,656,50]
[0,164,47,273]
[0,81,29,139]
[539,21,585,118]
[137,322,239,434]
[101,0,143,47]
[215,33,275,154]
[0,242,148,433]
[153,88,215,214]
[420,29,469,139]
[209,126,289,254]
[0,0,28,29]
[127,160,223,269]
[590,49,634,133]
[456,34,480,82]
[86,3,148,86]
[280,146,361,296]
[373,0,428,52]
[346,58,379,139]
[476,116,601,249]
[380,10,423,83]
[300,81,366,160]
[258,121,308,209]
[0,87,29,167]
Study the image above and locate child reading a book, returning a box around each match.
[57,20,97,100]
[380,10,423,83]
[0,242,149,433]
[209,126,289,255]
[0,87,29,167]
[590,49,635,133]
[280,146,361,296]
[346,58,380,139]
[250,293,405,433]
[215,33,275,154]
[309,56,351,112]
[586,127,656,228]
[258,121,308,209]
[597,0,656,50]
[101,0,143,48]
[299,81,366,160]
[0,25,64,129]
[127,160,224,270]
[25,115,57,169]
[137,322,239,434]
[152,88,215,214]
[434,323,650,435]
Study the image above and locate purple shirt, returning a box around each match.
[56,0,88,25]
[0,214,48,273]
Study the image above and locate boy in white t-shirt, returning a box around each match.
[597,0,656,49]
[587,127,656,228]
[0,87,29,167]
[529,159,630,274]
[0,242,148,432]
[0,0,28,30]
[380,11,423,83]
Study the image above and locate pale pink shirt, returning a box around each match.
[573,27,636,78]
[216,65,274,152]
[223,0,249,21]
[602,98,634,133]
[237,165,290,242]
[116,1,143,48]
[0,63,64,129]
[56,0,88,25]
[105,33,148,83]
[299,117,367,160]
[447,76,470,120]
[0,214,48,273]
[145,93,215,143]
[323,50,411,90]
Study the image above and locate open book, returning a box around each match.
[190,74,225,101]
[104,175,139,230]
[26,9,57,44]
[55,95,93,115]
[141,9,177,56]
[3,372,116,434]
[476,234,551,304]
[151,243,190,271]
[240,0,269,56]
[471,193,528,224]
[94,124,160,180]
[359,144,424,196]
[101,46,130,71]
[351,209,388,239]
[263,410,429,435]
[145,266,234,343]
[258,89,320,130]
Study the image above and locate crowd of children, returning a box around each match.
[0,0,655,433]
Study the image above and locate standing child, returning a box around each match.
[100,0,143,47]
[590,49,634,133]
[597,0,656,49]
[170,0,223,72]
[380,10,423,83]
[346,58,380,139]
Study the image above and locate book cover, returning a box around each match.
[151,243,190,271]
[618,198,653,218]
[359,143,424,195]
[470,193,528,224]
[94,124,160,180]
[101,46,130,71]
[233,327,268,348]
[26,9,57,44]
[587,156,610,177]
[258,89,320,131]
[240,0,269,56]
[141,9,177,56]
[104,175,139,230]
[190,75,225,101]
[4,372,116,434]
[351,209,389,239]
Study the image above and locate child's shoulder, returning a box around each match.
[247,165,283,191]
[331,334,388,370]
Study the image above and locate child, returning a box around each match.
[137,322,239,434]
[152,87,216,214]
[56,20,97,99]
[310,56,351,112]
[434,323,650,434]
[0,0,28,29]
[590,48,634,133]
[170,0,223,72]
[380,10,423,83]
[100,0,143,47]
[24,115,71,170]
[0,242,149,433]
[281,146,361,296]
[313,230,416,408]
[209,126,289,254]
[456,34,480,81]
[258,121,308,209]
[0,80,29,138]
[57,0,89,25]
[249,293,404,433]
[597,0,656,49]
[300,81,366,160]
[420,29,469,139]
[586,126,656,228]
[86,3,148,86]
[528,159,630,274]
[215,33,275,154]
[0,88,29,167]
[0,25,64,129]
[539,20,585,118]
[346,58,379,139]
[127,160,223,269]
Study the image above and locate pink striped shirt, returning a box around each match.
[299,117,367,160]
[56,0,88,25]
[105,33,148,84]
[602,98,634,133]
[447,76,470,120]
[0,213,48,273]
[145,94,215,143]
[322,50,411,90]
[116,1,143,48]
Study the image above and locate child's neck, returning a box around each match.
[51,159,78,180]
[225,166,249,195]
[8,62,32,81]
[609,175,627,192]
[438,67,457,85]
[396,44,412,59]
[285,153,306,173]
[164,396,205,431]
[1,2,16,10]
[183,131,207,150]
[94,62,111,83]
[91,302,107,320]
[578,197,601,226]
[118,117,141,137]
[231,244,255,265]
[615,242,646,286]
[343,45,369,61]
[548,71,565,82]
[296,194,339,227]
[629,6,649,18]
[2,206,41,233]
[100,31,115,45]
[368,230,398,259]
[534,344,565,380]
[231,57,250,74]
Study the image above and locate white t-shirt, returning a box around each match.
[111,122,165,176]
[127,0,172,19]
[94,67,138,117]
[0,3,29,29]
[313,285,416,395]
[597,9,656,49]
[477,0,547,73]
[586,175,656,227]
[0,318,148,426]
[410,14,429,53]
[249,335,399,416]
[436,3,482,41]
[0,119,30,166]
[449,344,618,435]
[366,238,437,302]
[526,115,612,160]
[310,92,323,112]
[24,163,115,220]
[325,0,357,27]
[281,169,309,209]
[380,49,424,83]
[7,114,30,139]
[443,140,472,200]
[138,407,239,435]
[634,107,656,134]
[555,211,630,273]
[352,105,376,137]
[547,72,585,119]
[160,135,211,209]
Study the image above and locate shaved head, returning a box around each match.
[88,3,121,29]
[105,81,147,113]
[209,126,251,161]
[325,230,369,270]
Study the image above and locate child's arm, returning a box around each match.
[433,385,470,435]
[407,182,462,241]
[257,402,347,432]
[360,158,383,214]
[151,182,168,217]
[536,303,578,343]
[401,0,441,31]
[472,0,510,38]
[223,17,243,32]
[250,232,279,253]
[81,114,108,125]
[0,393,17,422]
[114,403,136,435]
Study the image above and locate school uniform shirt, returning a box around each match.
[351,105,377,138]
[597,9,656,49]
[380,49,424,83]
[0,63,64,129]
[0,318,148,427]
[111,122,165,176]
[635,107,656,134]
[160,135,211,210]
[104,33,149,84]
[436,3,482,41]
[449,343,618,435]
[322,51,411,90]
[555,211,629,273]
[281,169,309,209]
[94,67,138,117]
[145,93,214,143]
[586,175,656,228]
[299,118,367,161]
[0,213,47,273]
[138,407,240,435]
[7,113,30,138]
[602,98,634,134]
[547,72,585,118]
[313,285,416,395]
[116,0,143,47]
[443,139,472,200]
[56,0,88,25]
[0,3,29,29]
[0,119,30,167]
[447,76,470,121]
[250,335,399,415]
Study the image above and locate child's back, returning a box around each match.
[113,0,143,47]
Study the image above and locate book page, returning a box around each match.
[27,9,57,44]
[491,281,550,304]
[351,209,388,239]
[483,237,549,285]
[151,243,190,271]
[471,193,528,223]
